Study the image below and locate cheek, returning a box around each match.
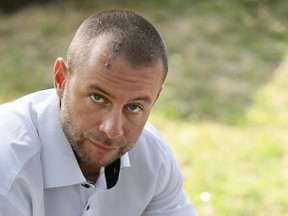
[66,97,99,130]
[77,109,101,131]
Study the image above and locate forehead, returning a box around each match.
[70,35,164,97]
[82,34,164,80]
[83,36,161,79]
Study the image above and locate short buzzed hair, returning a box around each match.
[66,9,168,81]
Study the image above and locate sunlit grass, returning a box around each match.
[149,112,288,216]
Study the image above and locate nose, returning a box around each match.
[99,110,124,139]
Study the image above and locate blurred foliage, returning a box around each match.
[0,0,287,13]
[0,0,50,13]
[1,0,288,123]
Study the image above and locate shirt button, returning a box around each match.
[81,183,91,188]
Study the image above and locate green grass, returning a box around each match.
[149,114,288,215]
[1,1,288,215]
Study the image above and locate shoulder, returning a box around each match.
[128,122,177,177]
[124,122,191,212]
[0,89,54,195]
[0,89,55,125]
[0,89,55,147]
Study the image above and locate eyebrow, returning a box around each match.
[87,84,152,103]
[88,84,112,98]
[130,95,152,103]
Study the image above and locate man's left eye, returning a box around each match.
[127,104,142,113]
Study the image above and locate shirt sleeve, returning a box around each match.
[142,153,197,216]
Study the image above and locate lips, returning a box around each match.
[88,139,118,152]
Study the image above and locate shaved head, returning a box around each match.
[66,10,168,82]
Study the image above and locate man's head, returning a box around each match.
[53,10,168,169]
[66,9,168,82]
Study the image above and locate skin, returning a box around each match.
[53,35,164,182]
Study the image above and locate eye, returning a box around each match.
[126,104,143,113]
[90,94,105,103]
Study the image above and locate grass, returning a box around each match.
[149,114,288,215]
[1,1,288,215]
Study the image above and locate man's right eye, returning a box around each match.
[90,94,105,103]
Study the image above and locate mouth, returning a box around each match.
[88,139,118,153]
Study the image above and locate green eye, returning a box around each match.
[90,94,105,103]
[127,104,142,113]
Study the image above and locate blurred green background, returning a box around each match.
[1,0,288,215]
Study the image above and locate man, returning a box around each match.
[0,10,196,215]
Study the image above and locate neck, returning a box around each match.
[78,161,101,183]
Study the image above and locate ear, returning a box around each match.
[153,85,163,106]
[53,57,68,98]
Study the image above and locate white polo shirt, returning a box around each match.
[0,89,196,216]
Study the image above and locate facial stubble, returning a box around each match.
[59,94,136,168]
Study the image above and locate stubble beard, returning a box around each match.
[59,98,136,168]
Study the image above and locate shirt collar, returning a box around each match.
[37,90,130,189]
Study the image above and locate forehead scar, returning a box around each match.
[105,40,122,69]
[112,40,122,52]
